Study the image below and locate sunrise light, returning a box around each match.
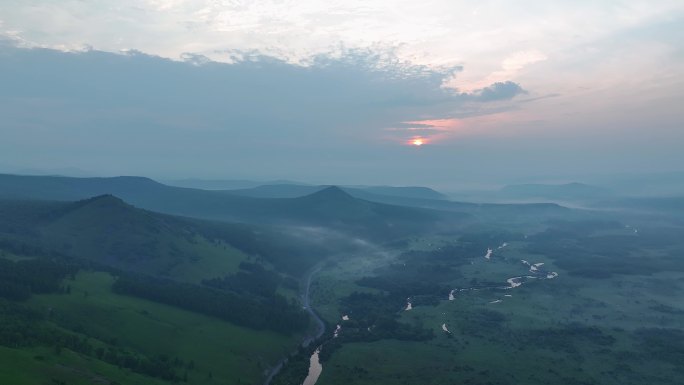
[411,138,425,146]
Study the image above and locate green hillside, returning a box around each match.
[0,194,325,385]
[0,195,248,282]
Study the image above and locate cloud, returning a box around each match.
[382,80,526,146]
[470,81,527,102]
[1,2,682,185]
[450,50,547,93]
[501,50,548,72]
[2,1,680,70]
[1,42,525,175]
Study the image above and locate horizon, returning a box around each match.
[1,1,683,187]
[2,169,684,197]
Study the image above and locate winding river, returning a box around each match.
[271,244,560,385]
[264,264,326,385]
[301,265,326,346]
[302,348,323,385]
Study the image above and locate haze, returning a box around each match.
[1,1,682,188]
[2,3,684,385]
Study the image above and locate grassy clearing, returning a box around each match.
[164,237,248,282]
[0,345,169,385]
[0,250,37,262]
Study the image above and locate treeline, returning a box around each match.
[337,291,434,342]
[513,323,615,355]
[202,261,289,299]
[357,269,448,299]
[635,328,684,367]
[399,244,475,265]
[112,274,308,334]
[0,300,186,381]
[526,223,684,278]
[0,258,77,301]
[0,249,309,335]
[0,237,53,258]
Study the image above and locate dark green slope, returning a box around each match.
[0,195,333,279]
[0,195,250,280]
[40,195,203,272]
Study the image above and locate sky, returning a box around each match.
[0,1,683,188]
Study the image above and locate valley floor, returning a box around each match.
[295,222,684,385]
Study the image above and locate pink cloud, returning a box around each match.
[389,110,533,146]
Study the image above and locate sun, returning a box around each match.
[405,136,429,147]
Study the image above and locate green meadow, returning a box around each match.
[12,271,301,385]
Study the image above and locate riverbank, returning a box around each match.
[264,263,326,385]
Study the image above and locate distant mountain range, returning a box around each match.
[165,178,309,190]
[0,173,574,221]
[0,174,460,240]
[447,182,614,204]
[498,182,611,201]
[168,178,448,200]
[224,183,447,200]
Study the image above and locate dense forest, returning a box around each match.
[0,258,77,301]
[202,261,292,298]
[113,273,309,334]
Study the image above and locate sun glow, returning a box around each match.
[411,138,425,146]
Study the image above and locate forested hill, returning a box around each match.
[0,195,317,336]
[0,190,318,385]
[0,195,328,277]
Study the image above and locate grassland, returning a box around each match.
[0,250,36,262]
[161,237,249,282]
[0,345,169,385]
[18,271,301,385]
